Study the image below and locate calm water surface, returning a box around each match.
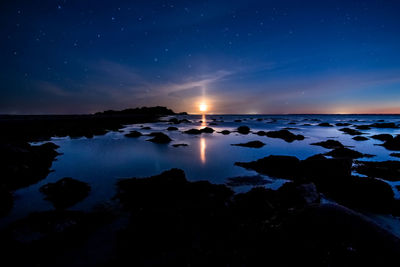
[2,114,400,231]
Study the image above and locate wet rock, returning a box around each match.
[300,156,352,183]
[184,128,202,134]
[352,136,369,141]
[325,147,373,159]
[390,153,400,158]
[141,126,151,130]
[40,177,91,209]
[354,161,400,181]
[318,122,333,127]
[282,203,400,266]
[0,142,60,190]
[256,118,263,121]
[339,127,363,135]
[237,126,250,134]
[220,130,231,135]
[166,126,178,131]
[381,135,400,151]
[266,129,305,142]
[184,127,214,134]
[226,175,270,186]
[234,119,242,122]
[200,127,214,133]
[147,132,172,143]
[235,155,300,179]
[355,125,371,130]
[335,122,351,126]
[369,122,398,129]
[168,118,180,124]
[0,186,13,217]
[172,143,188,147]
[371,134,393,142]
[302,123,312,126]
[277,182,320,208]
[124,130,142,137]
[311,139,344,149]
[231,141,265,148]
[255,130,267,136]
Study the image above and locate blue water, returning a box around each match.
[2,114,400,229]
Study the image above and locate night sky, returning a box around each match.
[1,0,400,114]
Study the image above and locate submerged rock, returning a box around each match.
[40,177,91,209]
[354,161,400,181]
[147,132,172,143]
[237,126,250,134]
[124,130,142,137]
[266,129,305,142]
[311,139,344,149]
[231,141,265,148]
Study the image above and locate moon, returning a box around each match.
[199,103,207,112]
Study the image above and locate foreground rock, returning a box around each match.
[146,132,172,143]
[371,134,393,142]
[354,161,400,181]
[220,130,231,135]
[0,186,13,217]
[40,178,91,209]
[339,127,363,135]
[231,141,265,148]
[318,122,333,127]
[225,175,270,186]
[266,129,305,142]
[311,139,344,149]
[0,142,60,190]
[381,135,400,151]
[353,136,369,141]
[166,126,178,131]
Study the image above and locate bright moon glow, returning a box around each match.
[199,103,207,112]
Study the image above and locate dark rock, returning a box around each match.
[302,123,312,126]
[235,155,300,179]
[255,130,267,136]
[390,153,400,158]
[40,177,91,209]
[141,126,151,130]
[371,134,393,142]
[231,141,265,148]
[220,130,231,135]
[172,143,188,147]
[352,136,369,141]
[226,175,270,186]
[184,128,202,134]
[256,118,263,121]
[124,130,142,137]
[369,122,398,129]
[277,182,320,208]
[166,126,178,131]
[318,122,333,127]
[354,161,400,181]
[335,122,351,126]
[311,139,344,149]
[266,129,305,142]
[200,127,214,133]
[339,127,363,135]
[168,118,180,124]
[237,126,250,134]
[325,147,373,159]
[234,119,242,122]
[282,204,400,266]
[147,132,172,143]
[209,122,217,126]
[355,125,371,130]
[0,186,13,217]
[381,135,400,151]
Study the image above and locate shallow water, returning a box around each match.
[2,114,400,228]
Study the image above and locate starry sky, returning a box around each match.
[1,0,400,114]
